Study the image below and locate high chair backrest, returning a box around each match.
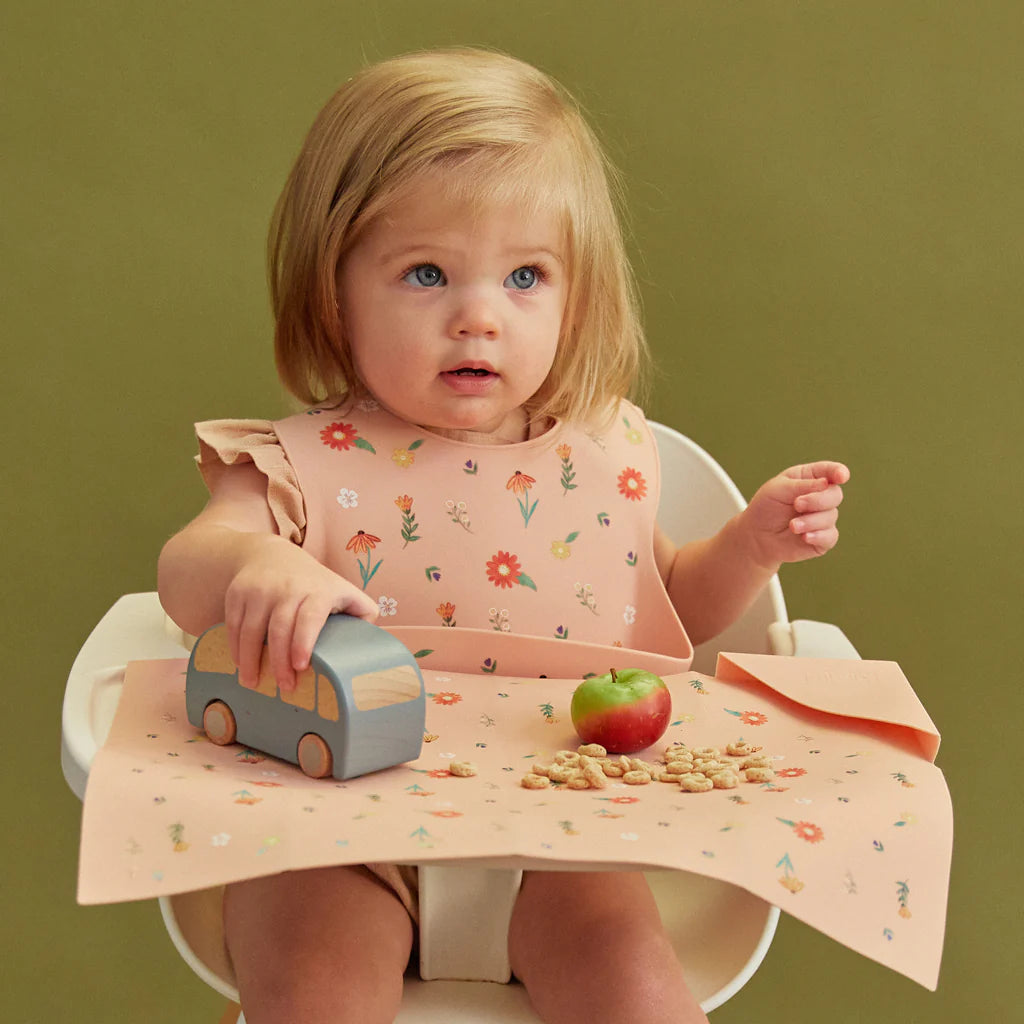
[649,421,788,673]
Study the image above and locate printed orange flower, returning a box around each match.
[739,711,769,726]
[792,821,825,844]
[432,691,462,706]
[427,768,452,778]
[617,467,647,501]
[778,875,805,894]
[486,550,522,588]
[345,530,381,556]
[436,602,456,619]
[506,470,536,496]
[430,809,464,818]
[555,443,572,460]
[394,494,414,512]
[320,421,358,450]
[776,767,807,778]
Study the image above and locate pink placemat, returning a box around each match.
[78,636,950,990]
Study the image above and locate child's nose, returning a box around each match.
[449,288,500,340]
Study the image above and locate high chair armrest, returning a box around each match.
[62,592,191,800]
[768,619,861,660]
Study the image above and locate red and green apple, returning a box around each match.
[570,668,671,754]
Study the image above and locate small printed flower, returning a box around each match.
[625,551,638,567]
[555,444,577,494]
[551,540,571,560]
[779,875,805,894]
[431,691,462,706]
[436,602,456,627]
[445,498,472,531]
[356,397,380,412]
[210,833,231,847]
[740,711,769,726]
[481,657,498,673]
[321,421,358,450]
[607,796,640,805]
[623,417,644,445]
[507,470,539,526]
[597,512,611,527]
[617,467,648,501]
[779,820,825,844]
[425,565,442,582]
[489,607,511,632]
[427,768,452,779]
[392,447,416,468]
[506,470,536,495]
[623,604,636,625]
[430,809,464,819]
[336,487,359,508]
[346,530,381,556]
[463,459,478,475]
[776,767,807,779]
[554,625,569,640]
[395,494,420,546]
[378,596,398,617]
[896,879,912,918]
[891,772,916,788]
[556,443,572,460]
[574,582,598,614]
[487,550,521,588]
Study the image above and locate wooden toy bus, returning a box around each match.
[185,614,425,780]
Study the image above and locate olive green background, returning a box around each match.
[4,2,1020,1021]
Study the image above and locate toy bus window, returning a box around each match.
[251,651,278,697]
[280,666,315,710]
[351,664,421,711]
[317,675,340,722]
[192,626,236,675]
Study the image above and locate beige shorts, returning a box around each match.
[164,863,419,996]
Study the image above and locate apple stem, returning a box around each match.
[610,668,618,684]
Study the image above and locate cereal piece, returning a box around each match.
[531,763,552,777]
[449,760,478,777]
[709,771,739,790]
[658,770,683,782]
[521,773,550,789]
[740,755,774,770]
[679,773,714,793]
[726,741,762,757]
[628,758,655,776]
[601,761,626,778]
[622,770,652,785]
[743,767,776,783]
[554,750,581,765]
[547,764,575,783]
[581,762,607,789]
[691,747,720,759]
[577,743,608,758]
[567,774,591,790]
[661,761,691,775]
[692,759,729,775]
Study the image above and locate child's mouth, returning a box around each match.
[450,368,492,377]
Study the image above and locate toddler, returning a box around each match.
[159,47,847,1024]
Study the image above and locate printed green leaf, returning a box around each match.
[354,437,376,454]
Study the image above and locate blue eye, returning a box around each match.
[404,264,445,287]
[505,266,538,290]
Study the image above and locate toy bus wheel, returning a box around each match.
[297,733,333,779]
[203,701,237,745]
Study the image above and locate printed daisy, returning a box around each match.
[432,692,463,706]
[392,447,416,469]
[623,604,637,625]
[345,531,381,556]
[378,596,398,617]
[321,422,358,450]
[487,550,522,589]
[506,470,536,496]
[617,467,647,501]
[336,487,359,508]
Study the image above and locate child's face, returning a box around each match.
[336,173,567,442]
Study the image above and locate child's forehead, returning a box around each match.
[360,172,569,254]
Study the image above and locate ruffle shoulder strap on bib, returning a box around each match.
[194,419,305,544]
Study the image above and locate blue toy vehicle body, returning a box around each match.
[185,614,425,780]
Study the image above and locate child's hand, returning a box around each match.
[742,462,850,571]
[223,537,379,692]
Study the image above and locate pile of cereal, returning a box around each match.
[519,741,776,793]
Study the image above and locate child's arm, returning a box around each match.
[655,461,849,646]
[158,462,378,690]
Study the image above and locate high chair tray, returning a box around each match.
[71,605,951,991]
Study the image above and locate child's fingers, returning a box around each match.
[790,507,839,537]
[793,483,845,516]
[266,603,302,692]
[802,525,840,555]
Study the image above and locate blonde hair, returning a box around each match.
[269,47,648,426]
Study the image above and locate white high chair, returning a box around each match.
[62,421,860,1022]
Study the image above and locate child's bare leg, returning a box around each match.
[508,870,709,1024]
[224,865,414,1024]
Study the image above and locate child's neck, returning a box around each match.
[424,407,544,446]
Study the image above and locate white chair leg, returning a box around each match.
[418,865,523,982]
